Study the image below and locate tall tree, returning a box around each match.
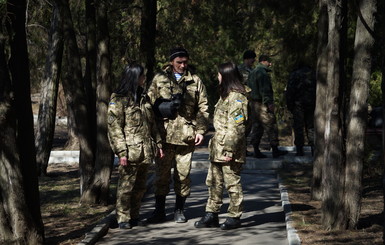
[321,0,347,230]
[80,0,113,204]
[35,0,64,176]
[344,0,376,229]
[312,0,329,201]
[61,0,95,194]
[140,0,157,81]
[0,0,44,243]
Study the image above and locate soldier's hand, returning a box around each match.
[224,156,232,162]
[195,134,204,146]
[158,148,165,159]
[119,157,128,166]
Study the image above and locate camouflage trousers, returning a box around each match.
[248,101,279,147]
[154,143,194,197]
[290,103,314,147]
[116,163,149,223]
[205,161,243,218]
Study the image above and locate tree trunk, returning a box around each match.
[61,0,94,194]
[140,0,157,82]
[0,1,44,243]
[35,1,64,176]
[312,0,328,201]
[344,0,376,229]
[80,0,113,205]
[321,0,347,230]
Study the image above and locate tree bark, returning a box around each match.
[140,0,157,82]
[312,0,328,201]
[0,1,44,243]
[35,1,64,176]
[80,0,113,205]
[321,0,347,230]
[61,0,94,194]
[344,0,376,229]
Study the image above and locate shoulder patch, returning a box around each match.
[234,114,245,123]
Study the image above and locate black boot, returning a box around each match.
[220,217,241,230]
[253,145,267,158]
[272,145,288,158]
[147,195,166,223]
[174,195,187,223]
[295,146,304,156]
[194,212,219,228]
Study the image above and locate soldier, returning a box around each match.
[147,47,209,223]
[107,64,164,229]
[195,62,248,230]
[286,64,316,156]
[238,50,256,84]
[247,55,288,158]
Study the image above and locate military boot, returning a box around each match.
[220,217,241,230]
[146,195,166,223]
[272,145,288,158]
[174,195,187,223]
[194,212,219,228]
[296,146,304,156]
[253,144,267,158]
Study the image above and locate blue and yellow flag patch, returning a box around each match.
[234,114,245,123]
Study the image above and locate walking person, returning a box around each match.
[195,62,248,230]
[247,55,288,158]
[238,50,257,84]
[286,63,316,156]
[147,47,210,223]
[107,64,164,229]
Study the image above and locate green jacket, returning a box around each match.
[107,93,162,164]
[247,64,274,105]
[209,90,248,163]
[148,66,209,146]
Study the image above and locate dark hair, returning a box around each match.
[259,54,270,62]
[218,62,245,99]
[169,47,189,61]
[115,63,144,103]
[243,50,256,59]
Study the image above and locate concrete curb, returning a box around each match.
[278,175,302,245]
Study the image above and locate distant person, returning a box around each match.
[238,50,257,84]
[238,50,256,156]
[247,55,288,158]
[286,64,316,156]
[147,47,210,224]
[107,64,164,229]
[195,62,248,230]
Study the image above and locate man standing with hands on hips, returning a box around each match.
[147,47,209,224]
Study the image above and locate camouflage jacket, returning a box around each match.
[107,93,162,164]
[247,64,274,105]
[209,90,248,163]
[237,63,252,85]
[147,66,209,146]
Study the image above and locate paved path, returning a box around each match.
[95,168,288,245]
[77,147,312,245]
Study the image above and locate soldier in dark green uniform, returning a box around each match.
[107,64,164,229]
[238,50,256,84]
[195,62,248,230]
[247,55,288,158]
[286,64,316,156]
[147,47,210,224]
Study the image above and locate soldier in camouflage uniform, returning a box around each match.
[286,64,316,156]
[195,62,248,230]
[238,50,256,85]
[147,47,209,224]
[107,64,164,229]
[247,55,288,158]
